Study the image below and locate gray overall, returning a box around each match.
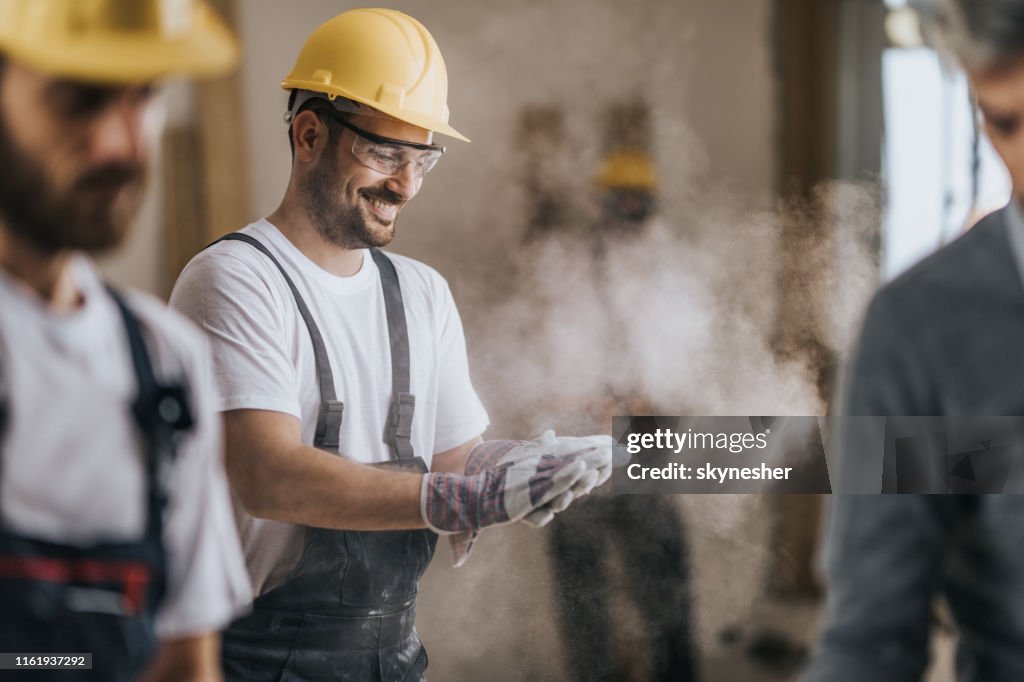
[216,234,436,682]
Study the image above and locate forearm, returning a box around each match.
[430,436,483,474]
[225,410,424,531]
[232,442,425,530]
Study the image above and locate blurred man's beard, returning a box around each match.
[302,142,399,250]
[0,116,144,254]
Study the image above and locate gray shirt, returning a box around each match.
[803,205,1024,682]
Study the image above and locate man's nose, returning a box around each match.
[384,161,422,202]
[89,96,146,167]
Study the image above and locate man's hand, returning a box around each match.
[519,432,614,526]
[439,431,614,566]
[422,447,588,534]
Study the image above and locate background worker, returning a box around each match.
[170,9,612,681]
[548,148,698,681]
[803,1,1024,680]
[0,1,250,680]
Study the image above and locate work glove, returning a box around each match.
[519,431,614,527]
[439,431,614,567]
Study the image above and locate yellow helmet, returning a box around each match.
[282,8,469,142]
[0,0,238,83]
[595,150,659,191]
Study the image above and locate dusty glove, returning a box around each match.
[445,432,614,566]
[421,444,589,537]
[520,432,614,527]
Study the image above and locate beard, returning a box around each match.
[301,141,402,250]
[0,115,144,255]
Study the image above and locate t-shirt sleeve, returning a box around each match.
[170,251,302,418]
[431,279,489,453]
[152,320,251,638]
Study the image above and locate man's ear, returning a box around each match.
[291,109,325,163]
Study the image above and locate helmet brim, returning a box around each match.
[282,78,470,143]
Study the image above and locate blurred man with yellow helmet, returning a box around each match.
[594,148,660,238]
[171,8,613,681]
[0,1,250,680]
[544,145,697,682]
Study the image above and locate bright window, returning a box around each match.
[881,43,1011,279]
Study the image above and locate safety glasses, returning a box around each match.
[324,111,446,178]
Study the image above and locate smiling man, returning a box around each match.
[170,9,613,681]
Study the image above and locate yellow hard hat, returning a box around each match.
[595,150,659,191]
[282,8,469,143]
[0,0,239,83]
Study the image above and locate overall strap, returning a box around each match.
[208,234,415,460]
[212,233,344,452]
[370,249,415,461]
[106,287,193,538]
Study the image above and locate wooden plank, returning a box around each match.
[770,0,841,598]
[196,0,251,243]
[160,0,250,295]
[160,126,206,297]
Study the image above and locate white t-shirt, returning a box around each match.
[0,257,251,638]
[170,219,489,595]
